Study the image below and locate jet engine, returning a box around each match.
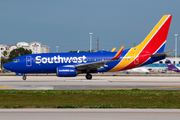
[56,67,77,77]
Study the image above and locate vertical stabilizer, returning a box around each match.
[109,15,172,72]
[165,59,180,72]
[137,15,172,54]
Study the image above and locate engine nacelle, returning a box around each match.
[56,67,77,77]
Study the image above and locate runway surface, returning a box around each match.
[0,75,180,90]
[0,109,180,120]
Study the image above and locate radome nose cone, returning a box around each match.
[3,63,10,70]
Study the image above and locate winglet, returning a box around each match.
[111,46,124,60]
[111,47,116,52]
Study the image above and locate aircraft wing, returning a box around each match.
[75,60,108,70]
[75,46,124,70]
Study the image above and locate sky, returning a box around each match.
[0,0,180,54]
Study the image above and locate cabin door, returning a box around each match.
[26,56,32,67]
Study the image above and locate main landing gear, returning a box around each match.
[85,73,92,80]
[22,75,26,80]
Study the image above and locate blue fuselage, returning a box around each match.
[4,49,166,74]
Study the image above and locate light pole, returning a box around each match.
[89,33,93,52]
[56,46,59,53]
[175,34,178,66]
[0,56,1,71]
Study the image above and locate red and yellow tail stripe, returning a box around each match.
[109,15,172,72]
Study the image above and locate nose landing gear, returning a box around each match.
[22,75,26,80]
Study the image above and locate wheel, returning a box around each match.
[86,73,92,80]
[22,76,26,80]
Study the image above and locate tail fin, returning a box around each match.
[136,15,172,54]
[165,59,180,72]
[109,15,172,72]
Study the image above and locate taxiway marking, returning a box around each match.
[98,86,180,90]
[0,86,11,89]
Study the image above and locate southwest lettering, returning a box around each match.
[35,55,87,64]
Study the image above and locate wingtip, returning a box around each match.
[112,46,124,60]
[111,47,116,52]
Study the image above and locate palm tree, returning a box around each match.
[3,51,7,57]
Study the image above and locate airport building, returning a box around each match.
[0,44,8,57]
[0,42,49,57]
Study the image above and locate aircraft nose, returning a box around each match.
[3,62,11,70]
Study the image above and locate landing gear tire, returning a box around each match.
[22,76,26,80]
[86,73,92,80]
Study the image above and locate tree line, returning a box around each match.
[1,48,32,70]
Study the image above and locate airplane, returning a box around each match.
[4,15,173,80]
[165,59,180,72]
[125,67,150,74]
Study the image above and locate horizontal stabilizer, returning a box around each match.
[150,50,175,57]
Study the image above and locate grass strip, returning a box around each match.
[0,89,180,108]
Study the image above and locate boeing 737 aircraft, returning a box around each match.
[4,15,173,80]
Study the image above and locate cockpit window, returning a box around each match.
[12,59,19,62]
